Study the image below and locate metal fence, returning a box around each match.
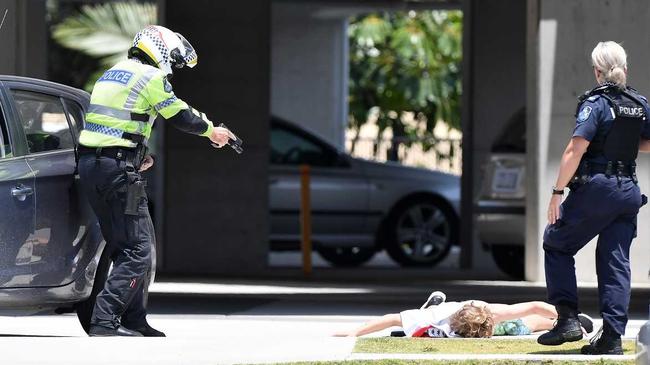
[345,136,463,175]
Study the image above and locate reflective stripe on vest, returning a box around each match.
[87,104,149,135]
[89,104,132,120]
[124,68,159,110]
[154,96,178,111]
[85,122,126,139]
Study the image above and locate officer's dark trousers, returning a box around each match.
[78,154,153,329]
[543,174,643,336]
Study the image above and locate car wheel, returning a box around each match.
[316,247,376,267]
[75,245,111,334]
[491,244,525,279]
[384,197,457,267]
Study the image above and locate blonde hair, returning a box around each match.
[449,303,494,338]
[591,41,627,87]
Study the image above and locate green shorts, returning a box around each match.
[493,319,532,336]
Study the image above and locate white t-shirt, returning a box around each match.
[400,300,486,338]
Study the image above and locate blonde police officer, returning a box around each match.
[77,25,233,337]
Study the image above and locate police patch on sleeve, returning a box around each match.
[163,78,173,93]
[578,106,592,122]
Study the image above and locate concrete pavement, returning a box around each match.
[0,279,646,364]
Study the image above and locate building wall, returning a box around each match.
[271,2,348,148]
[161,0,270,275]
[0,0,46,78]
[527,0,650,283]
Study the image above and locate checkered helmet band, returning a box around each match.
[132,25,197,75]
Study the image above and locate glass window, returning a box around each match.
[0,103,12,158]
[11,90,74,153]
[270,126,337,167]
[63,99,85,135]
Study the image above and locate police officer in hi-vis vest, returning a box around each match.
[538,41,650,354]
[77,25,234,337]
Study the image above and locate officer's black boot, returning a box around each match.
[580,324,623,355]
[89,324,143,337]
[537,305,583,346]
[127,322,166,337]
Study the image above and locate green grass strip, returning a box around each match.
[353,338,635,355]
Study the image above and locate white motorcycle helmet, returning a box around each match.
[128,25,198,76]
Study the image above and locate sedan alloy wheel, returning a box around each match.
[385,199,455,266]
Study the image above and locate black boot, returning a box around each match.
[537,305,583,346]
[89,324,143,337]
[127,322,166,337]
[581,325,623,355]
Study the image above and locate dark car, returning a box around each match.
[0,75,112,333]
[270,117,461,267]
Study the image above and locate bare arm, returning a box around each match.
[487,301,557,323]
[333,313,402,337]
[548,137,590,224]
[640,139,650,152]
[553,137,590,190]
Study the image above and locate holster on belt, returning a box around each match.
[124,144,148,216]
[569,161,591,189]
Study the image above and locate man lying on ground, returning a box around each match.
[333,291,593,338]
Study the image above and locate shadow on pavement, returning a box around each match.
[147,281,650,319]
[147,294,275,315]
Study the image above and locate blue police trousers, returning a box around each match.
[78,154,153,329]
[543,174,643,336]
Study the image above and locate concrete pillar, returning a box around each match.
[161,0,270,275]
[527,0,650,283]
[463,0,527,270]
[270,2,348,148]
[0,0,47,78]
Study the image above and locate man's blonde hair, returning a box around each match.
[449,303,494,338]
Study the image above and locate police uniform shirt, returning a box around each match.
[573,89,650,164]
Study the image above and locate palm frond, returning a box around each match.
[52,2,156,76]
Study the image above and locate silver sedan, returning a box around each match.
[270,117,460,267]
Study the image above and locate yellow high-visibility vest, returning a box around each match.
[79,59,211,148]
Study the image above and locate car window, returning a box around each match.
[271,126,337,167]
[11,90,74,154]
[0,102,12,158]
[63,99,85,135]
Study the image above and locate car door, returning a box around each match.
[269,121,371,247]
[6,85,80,287]
[0,84,36,287]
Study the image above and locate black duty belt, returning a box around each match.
[575,160,638,186]
[587,162,635,177]
[78,145,138,162]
